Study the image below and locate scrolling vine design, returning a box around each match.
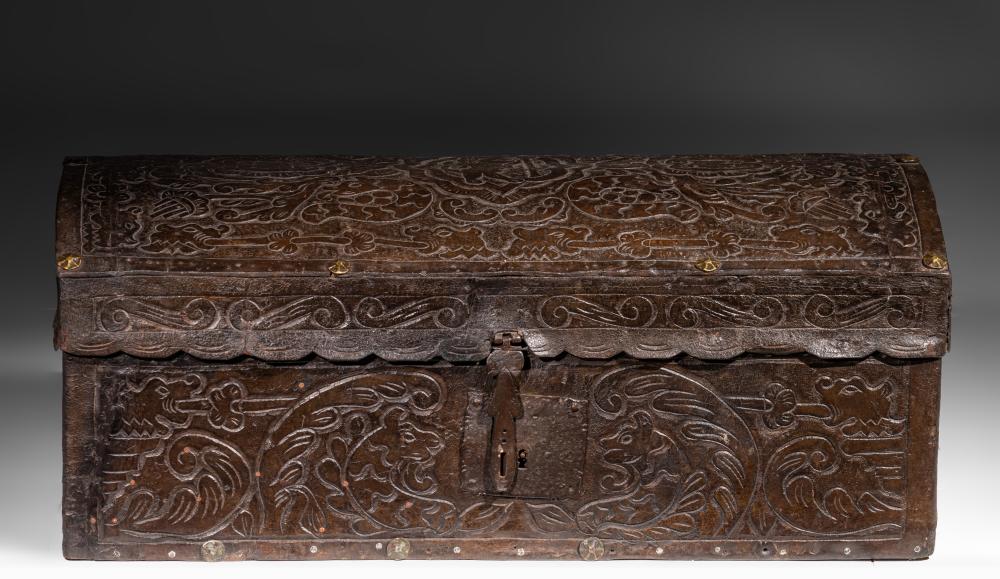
[96,363,909,543]
[78,155,921,265]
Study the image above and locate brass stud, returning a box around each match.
[201,540,226,562]
[898,154,920,164]
[922,253,948,270]
[57,255,82,271]
[578,537,605,561]
[329,260,350,276]
[386,537,411,560]
[695,258,720,272]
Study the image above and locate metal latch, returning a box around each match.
[485,331,525,493]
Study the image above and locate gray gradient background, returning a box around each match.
[0,1,997,573]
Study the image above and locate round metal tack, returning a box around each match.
[386,537,411,560]
[578,537,605,561]
[57,255,82,271]
[201,540,226,562]
[922,253,948,270]
[695,258,720,272]
[329,260,350,276]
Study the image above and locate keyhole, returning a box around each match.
[498,429,509,477]
[517,449,528,470]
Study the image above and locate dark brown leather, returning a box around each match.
[57,155,948,561]
[54,155,950,361]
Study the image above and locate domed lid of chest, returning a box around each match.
[54,154,950,362]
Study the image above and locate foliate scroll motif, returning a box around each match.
[353,296,470,329]
[110,431,254,539]
[98,297,221,332]
[299,170,435,224]
[579,367,758,539]
[101,373,287,539]
[89,361,914,544]
[418,156,573,224]
[93,295,470,332]
[763,375,906,536]
[103,369,459,540]
[257,371,457,537]
[567,173,702,222]
[227,297,349,330]
[539,296,657,328]
[804,295,919,329]
[76,155,922,265]
[666,296,785,328]
[535,293,921,330]
[873,164,920,251]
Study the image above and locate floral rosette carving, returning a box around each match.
[567,170,701,222]
[300,164,434,224]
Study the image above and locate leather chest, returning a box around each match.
[56,154,950,561]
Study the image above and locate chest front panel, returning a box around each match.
[63,354,938,560]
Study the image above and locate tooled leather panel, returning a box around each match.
[57,154,937,274]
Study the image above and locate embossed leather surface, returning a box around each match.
[57,154,948,560]
[54,154,951,361]
[58,154,941,273]
[62,354,941,560]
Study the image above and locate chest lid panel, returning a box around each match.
[54,154,950,361]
